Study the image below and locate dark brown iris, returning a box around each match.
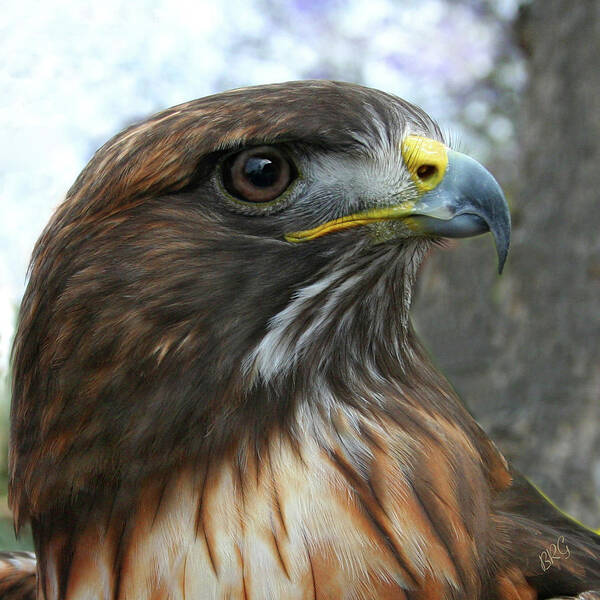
[224,146,293,203]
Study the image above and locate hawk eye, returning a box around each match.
[223,146,294,203]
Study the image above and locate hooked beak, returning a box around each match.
[285,136,511,274]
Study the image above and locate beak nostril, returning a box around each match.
[401,136,448,192]
[416,164,437,180]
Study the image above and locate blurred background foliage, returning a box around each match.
[2,0,599,552]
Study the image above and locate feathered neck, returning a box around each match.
[246,239,427,385]
[19,238,513,599]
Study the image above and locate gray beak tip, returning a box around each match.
[490,206,511,275]
[497,253,507,275]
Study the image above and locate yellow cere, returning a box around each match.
[401,135,448,194]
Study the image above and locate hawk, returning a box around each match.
[3,81,600,599]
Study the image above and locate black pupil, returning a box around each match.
[244,156,279,187]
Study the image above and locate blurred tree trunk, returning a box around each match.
[413,0,600,526]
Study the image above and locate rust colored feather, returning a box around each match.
[0,553,36,600]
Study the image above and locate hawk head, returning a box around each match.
[9,81,510,598]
